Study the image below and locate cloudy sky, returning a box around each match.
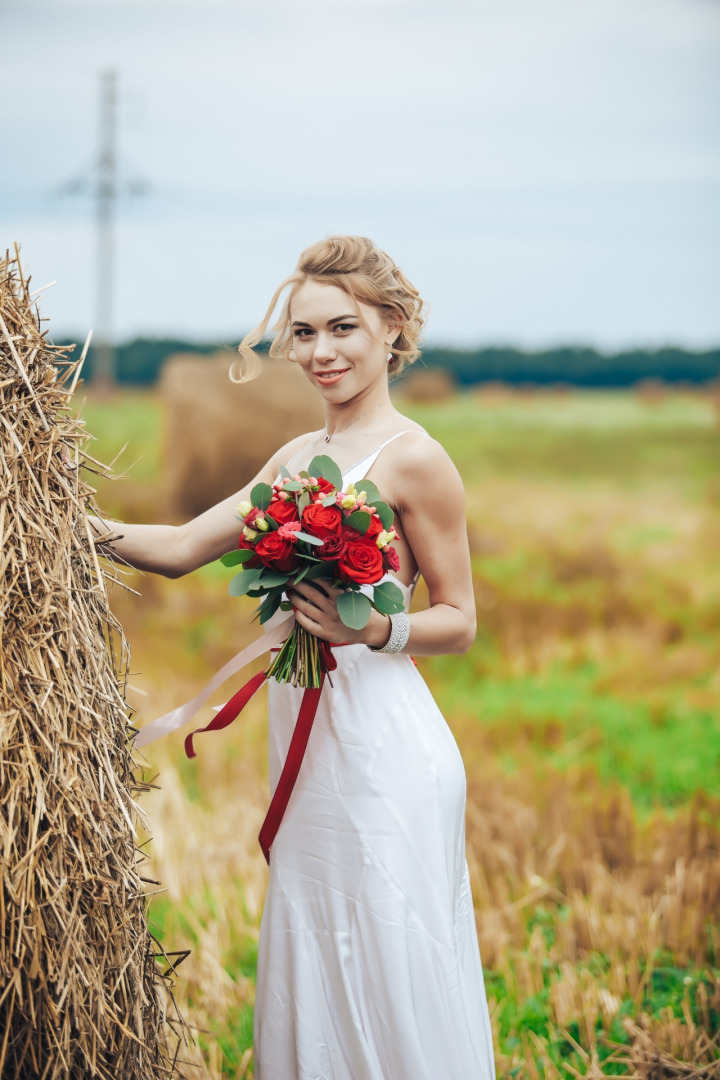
[1,0,719,348]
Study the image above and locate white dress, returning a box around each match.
[254,438,496,1080]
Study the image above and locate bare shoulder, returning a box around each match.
[388,430,465,509]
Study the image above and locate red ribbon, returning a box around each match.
[184,640,341,864]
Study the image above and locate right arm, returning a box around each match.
[90,434,311,578]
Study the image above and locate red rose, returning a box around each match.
[337,538,384,585]
[382,545,400,573]
[364,513,384,539]
[238,534,260,569]
[312,477,336,501]
[317,532,347,561]
[255,531,300,574]
[267,498,299,526]
[302,502,342,541]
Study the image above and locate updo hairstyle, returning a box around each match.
[233,236,426,381]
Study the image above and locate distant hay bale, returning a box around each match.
[634,377,669,405]
[394,366,456,403]
[161,353,325,519]
[0,249,187,1079]
[473,381,515,403]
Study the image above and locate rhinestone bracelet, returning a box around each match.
[368,612,411,655]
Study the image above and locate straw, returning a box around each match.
[0,249,191,1078]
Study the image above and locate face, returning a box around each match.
[289,280,396,403]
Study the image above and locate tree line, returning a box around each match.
[55,338,720,388]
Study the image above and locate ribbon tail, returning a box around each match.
[185,669,268,759]
[259,682,324,864]
[133,615,293,749]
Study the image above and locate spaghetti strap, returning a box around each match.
[342,429,427,486]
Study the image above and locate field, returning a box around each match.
[81,385,720,1078]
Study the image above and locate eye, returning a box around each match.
[334,323,357,334]
[292,327,314,339]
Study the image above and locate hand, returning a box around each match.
[287,580,391,648]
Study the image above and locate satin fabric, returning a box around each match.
[253,448,496,1079]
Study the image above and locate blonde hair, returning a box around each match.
[232,236,426,381]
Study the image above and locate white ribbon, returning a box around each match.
[133,615,294,749]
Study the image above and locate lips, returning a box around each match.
[315,368,349,384]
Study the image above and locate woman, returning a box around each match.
[94,236,496,1079]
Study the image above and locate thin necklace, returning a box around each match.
[323,403,391,443]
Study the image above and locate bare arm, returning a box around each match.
[90,434,310,578]
[288,438,477,656]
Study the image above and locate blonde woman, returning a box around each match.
[95,237,496,1079]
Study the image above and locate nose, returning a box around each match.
[312,332,337,363]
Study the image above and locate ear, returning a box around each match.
[383,311,403,347]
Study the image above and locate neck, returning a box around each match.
[323,390,392,439]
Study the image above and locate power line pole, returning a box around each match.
[59,70,146,391]
[94,69,117,389]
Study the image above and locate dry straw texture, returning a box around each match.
[0,249,189,1078]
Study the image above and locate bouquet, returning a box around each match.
[220,454,405,687]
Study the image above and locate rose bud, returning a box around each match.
[236,499,253,518]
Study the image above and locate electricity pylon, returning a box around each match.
[60,70,146,388]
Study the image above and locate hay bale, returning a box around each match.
[161,353,325,519]
[394,366,456,404]
[0,248,187,1079]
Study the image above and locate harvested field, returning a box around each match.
[79,383,719,1077]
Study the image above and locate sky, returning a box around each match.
[1,0,719,350]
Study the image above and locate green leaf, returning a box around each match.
[308,454,343,491]
[322,494,338,507]
[258,591,283,624]
[281,480,303,492]
[373,500,394,530]
[292,564,310,585]
[279,466,293,480]
[295,530,324,546]
[303,562,334,581]
[371,580,406,614]
[258,570,289,588]
[343,510,371,534]
[229,567,264,596]
[297,490,311,516]
[250,482,274,511]
[220,548,256,567]
[358,480,381,504]
[336,589,372,630]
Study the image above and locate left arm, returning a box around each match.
[288,438,476,656]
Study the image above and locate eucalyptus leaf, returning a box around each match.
[250,482,274,511]
[298,491,311,515]
[279,465,293,480]
[371,580,406,614]
[358,480,381,504]
[373,500,394,530]
[258,571,290,588]
[303,562,334,581]
[221,548,256,567]
[343,510,371,535]
[258,591,283,624]
[322,494,339,507]
[281,480,303,492]
[336,589,372,630]
[229,567,264,597]
[295,530,323,546]
[308,454,343,491]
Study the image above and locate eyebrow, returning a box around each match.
[291,315,359,328]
